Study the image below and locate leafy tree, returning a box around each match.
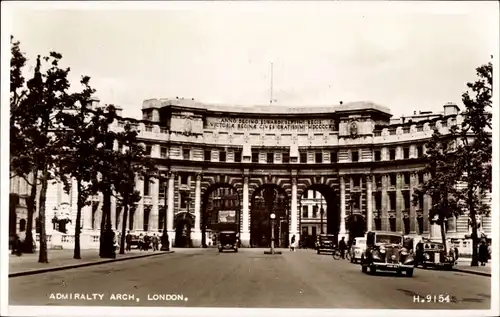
[10,36,38,254]
[10,37,79,262]
[113,124,158,254]
[413,127,462,254]
[455,62,492,266]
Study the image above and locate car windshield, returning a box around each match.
[375,234,402,245]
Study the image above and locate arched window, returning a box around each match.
[389,217,396,232]
[19,219,26,232]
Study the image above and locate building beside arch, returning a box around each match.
[9,98,492,249]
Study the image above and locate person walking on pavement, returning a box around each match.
[152,233,159,251]
[479,240,488,266]
[290,234,296,252]
[125,231,132,251]
[339,237,347,259]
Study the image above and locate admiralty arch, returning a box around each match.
[11,98,491,249]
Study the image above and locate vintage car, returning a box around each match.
[350,237,367,263]
[360,231,415,277]
[415,240,455,270]
[317,234,336,254]
[218,230,239,252]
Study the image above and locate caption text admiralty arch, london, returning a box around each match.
[18,98,489,248]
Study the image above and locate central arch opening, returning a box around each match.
[299,184,339,248]
[250,184,289,248]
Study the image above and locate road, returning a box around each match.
[9,248,491,309]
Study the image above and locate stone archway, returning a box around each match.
[347,214,366,244]
[174,212,194,248]
[250,184,289,248]
[201,183,240,248]
[298,183,340,247]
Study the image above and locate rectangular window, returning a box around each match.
[303,190,308,199]
[312,205,318,218]
[353,176,360,187]
[403,191,410,210]
[145,125,153,132]
[403,173,410,185]
[219,151,226,162]
[375,192,382,210]
[375,175,382,188]
[330,151,337,163]
[352,151,359,162]
[180,173,189,185]
[161,146,168,158]
[183,148,190,160]
[403,147,410,159]
[389,129,396,135]
[403,127,410,134]
[390,174,396,187]
[302,206,308,218]
[418,172,424,184]
[315,152,323,163]
[282,152,290,163]
[374,150,381,161]
[417,124,424,132]
[180,192,189,209]
[312,226,317,237]
[204,150,211,161]
[389,149,396,160]
[252,152,259,163]
[234,150,242,163]
[417,145,423,158]
[300,152,307,163]
[441,120,448,127]
[267,152,274,163]
[390,192,396,210]
[145,145,152,156]
[159,180,167,199]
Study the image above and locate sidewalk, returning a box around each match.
[9,248,173,277]
[453,258,492,277]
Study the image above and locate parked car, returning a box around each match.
[360,231,415,277]
[350,237,367,263]
[218,230,239,252]
[316,234,336,254]
[415,240,455,270]
[128,233,141,249]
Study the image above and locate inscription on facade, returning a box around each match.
[206,117,336,132]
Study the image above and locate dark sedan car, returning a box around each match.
[316,234,336,254]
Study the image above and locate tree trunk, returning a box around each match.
[469,188,479,267]
[120,200,129,255]
[38,166,49,263]
[440,220,447,255]
[99,186,114,258]
[99,192,107,257]
[23,170,38,253]
[74,180,83,259]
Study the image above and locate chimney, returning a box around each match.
[443,102,460,116]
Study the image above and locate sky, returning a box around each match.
[6,1,499,119]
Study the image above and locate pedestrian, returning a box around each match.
[479,240,488,266]
[12,234,22,257]
[139,233,144,251]
[339,237,347,259]
[125,231,132,251]
[453,245,459,262]
[152,233,159,251]
[290,234,296,252]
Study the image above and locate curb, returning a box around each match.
[9,251,174,278]
[453,268,491,277]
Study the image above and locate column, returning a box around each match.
[150,177,159,232]
[136,177,144,231]
[409,173,417,234]
[381,175,389,231]
[366,175,373,232]
[166,172,175,239]
[290,177,298,243]
[191,173,202,247]
[339,176,347,236]
[241,176,250,247]
[395,173,403,233]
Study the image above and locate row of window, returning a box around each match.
[351,172,424,188]
[373,119,455,137]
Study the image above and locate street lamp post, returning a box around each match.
[160,178,169,251]
[270,213,276,254]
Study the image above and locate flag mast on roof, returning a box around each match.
[269,62,277,105]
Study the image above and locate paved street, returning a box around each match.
[9,248,490,309]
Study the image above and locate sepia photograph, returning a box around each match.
[1,1,499,317]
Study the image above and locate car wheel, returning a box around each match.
[369,265,377,274]
[317,250,320,254]
[396,269,402,276]
[235,248,238,253]
[219,248,222,252]
[406,269,414,277]
[422,263,427,269]
[361,265,367,273]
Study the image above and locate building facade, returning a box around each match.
[9,99,492,249]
